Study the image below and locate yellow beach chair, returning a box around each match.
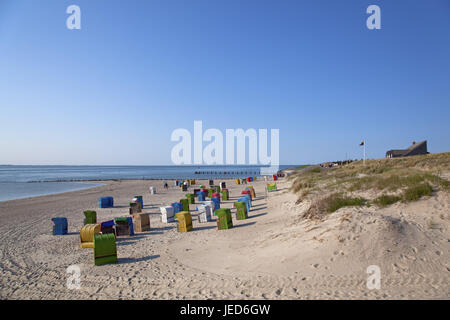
[80,224,100,248]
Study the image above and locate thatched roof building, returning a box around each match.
[386,140,428,158]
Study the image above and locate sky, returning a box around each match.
[0,0,449,165]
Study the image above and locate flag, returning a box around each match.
[359,141,365,146]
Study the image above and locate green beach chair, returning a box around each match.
[267,183,277,191]
[83,210,97,225]
[94,233,118,266]
[180,198,189,212]
[235,201,248,220]
[221,189,229,201]
[215,208,233,230]
[186,193,195,204]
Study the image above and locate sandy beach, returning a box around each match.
[0,174,448,300]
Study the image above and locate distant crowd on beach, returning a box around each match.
[320,160,356,168]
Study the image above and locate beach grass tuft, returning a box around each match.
[373,194,402,207]
[403,183,433,202]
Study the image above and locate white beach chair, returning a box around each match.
[160,206,175,223]
[197,205,212,223]
[149,186,156,194]
[203,200,216,212]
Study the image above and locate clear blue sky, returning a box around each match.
[0,0,449,165]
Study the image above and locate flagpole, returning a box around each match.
[364,140,366,166]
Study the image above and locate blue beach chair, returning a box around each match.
[51,217,68,235]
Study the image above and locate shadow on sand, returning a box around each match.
[233,221,256,228]
[118,255,160,264]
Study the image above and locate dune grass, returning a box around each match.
[373,194,402,207]
[325,195,367,213]
[404,183,433,201]
[295,165,311,170]
[290,153,449,218]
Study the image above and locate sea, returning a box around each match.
[0,165,296,202]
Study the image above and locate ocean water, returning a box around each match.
[0,165,295,202]
[0,182,104,202]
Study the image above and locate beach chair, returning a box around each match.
[197,190,206,202]
[203,200,216,212]
[241,190,253,200]
[180,198,189,212]
[246,186,256,199]
[181,184,188,192]
[234,202,248,220]
[235,178,241,185]
[98,197,114,208]
[149,186,156,194]
[80,224,101,248]
[212,192,221,201]
[267,183,277,191]
[214,185,221,192]
[215,208,233,230]
[247,177,252,183]
[241,178,247,184]
[83,210,97,225]
[133,213,150,232]
[160,206,175,223]
[114,217,134,237]
[171,202,183,214]
[51,217,68,235]
[221,189,229,201]
[186,193,195,204]
[190,179,196,185]
[133,195,144,209]
[176,211,193,232]
[211,197,220,214]
[238,197,251,213]
[129,201,142,215]
[273,175,278,181]
[208,179,214,186]
[94,233,118,266]
[241,194,252,208]
[99,220,115,234]
[193,188,200,197]
[197,205,212,223]
[220,182,226,189]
